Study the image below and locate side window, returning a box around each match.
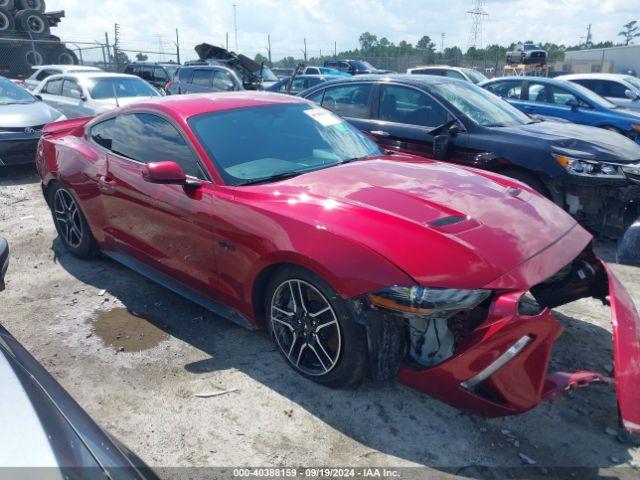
[90,118,116,150]
[153,67,168,82]
[109,114,204,178]
[212,70,235,91]
[124,66,134,74]
[36,69,57,81]
[306,89,324,104]
[321,84,373,119]
[307,68,319,75]
[529,83,582,107]
[527,83,548,103]
[599,80,628,98]
[192,70,212,87]
[444,70,465,80]
[43,78,64,95]
[339,62,351,72]
[378,85,449,127]
[573,79,595,91]
[485,81,522,99]
[62,79,82,99]
[290,77,308,93]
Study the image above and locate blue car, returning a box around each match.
[480,76,640,143]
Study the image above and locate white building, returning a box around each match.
[563,44,640,75]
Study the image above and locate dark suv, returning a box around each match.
[165,65,243,95]
[124,62,180,93]
[299,74,640,237]
[323,59,391,75]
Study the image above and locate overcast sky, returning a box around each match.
[47,0,640,62]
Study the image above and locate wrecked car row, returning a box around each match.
[35,91,640,436]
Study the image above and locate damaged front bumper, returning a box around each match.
[355,232,640,434]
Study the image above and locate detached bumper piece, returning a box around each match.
[394,251,640,434]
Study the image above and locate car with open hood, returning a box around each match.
[0,75,65,167]
[299,74,640,238]
[35,92,640,435]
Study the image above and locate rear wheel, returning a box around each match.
[15,9,50,35]
[265,266,368,389]
[48,183,99,259]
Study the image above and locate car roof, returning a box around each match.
[410,65,456,70]
[558,73,632,81]
[32,65,101,71]
[482,76,574,86]
[114,91,311,119]
[45,72,140,81]
[305,73,462,88]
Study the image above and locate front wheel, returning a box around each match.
[265,267,368,389]
[48,183,99,259]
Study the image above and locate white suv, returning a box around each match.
[24,65,102,91]
[558,73,640,111]
[406,66,487,84]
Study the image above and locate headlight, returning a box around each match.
[631,124,640,133]
[552,154,625,179]
[368,286,491,316]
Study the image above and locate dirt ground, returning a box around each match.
[1,166,639,479]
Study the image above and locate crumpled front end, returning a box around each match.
[354,225,640,434]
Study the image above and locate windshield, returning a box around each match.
[163,66,180,79]
[432,81,531,127]
[462,68,487,84]
[255,66,278,82]
[86,77,160,100]
[189,103,381,185]
[567,81,618,109]
[0,77,36,105]
[625,76,640,92]
[523,44,539,51]
[351,61,376,72]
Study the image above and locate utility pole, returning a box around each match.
[267,34,272,66]
[174,28,181,64]
[585,23,592,48]
[467,0,488,49]
[104,32,111,69]
[113,23,120,68]
[334,41,337,58]
[233,4,238,51]
[441,32,445,52]
[226,32,229,50]
[301,38,307,63]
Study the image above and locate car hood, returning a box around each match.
[244,157,580,290]
[500,121,640,162]
[0,102,62,128]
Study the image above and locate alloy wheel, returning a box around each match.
[54,189,83,248]
[270,279,342,376]
[27,15,44,33]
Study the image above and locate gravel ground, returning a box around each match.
[1,166,639,479]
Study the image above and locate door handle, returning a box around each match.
[370,130,391,137]
[96,174,117,193]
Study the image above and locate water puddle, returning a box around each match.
[93,308,169,352]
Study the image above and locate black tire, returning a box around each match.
[56,47,78,65]
[15,0,45,12]
[0,0,14,10]
[20,45,45,67]
[48,182,99,259]
[499,168,552,200]
[15,9,50,35]
[0,7,14,32]
[264,266,368,389]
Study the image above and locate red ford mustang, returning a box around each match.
[36,92,640,434]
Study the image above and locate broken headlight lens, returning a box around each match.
[368,286,491,317]
[552,154,625,179]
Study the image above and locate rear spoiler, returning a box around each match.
[42,116,93,136]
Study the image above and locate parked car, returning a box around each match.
[0,75,65,167]
[324,59,391,75]
[166,65,243,95]
[36,92,640,434]
[124,62,180,93]
[407,65,487,84]
[299,74,640,237]
[24,64,102,91]
[272,67,295,79]
[0,236,158,478]
[302,66,351,77]
[265,75,335,95]
[506,42,547,65]
[33,72,160,118]
[481,76,640,141]
[557,73,640,112]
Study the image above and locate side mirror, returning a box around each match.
[625,89,640,101]
[449,123,462,136]
[433,134,450,160]
[0,236,9,292]
[566,98,579,111]
[142,161,202,189]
